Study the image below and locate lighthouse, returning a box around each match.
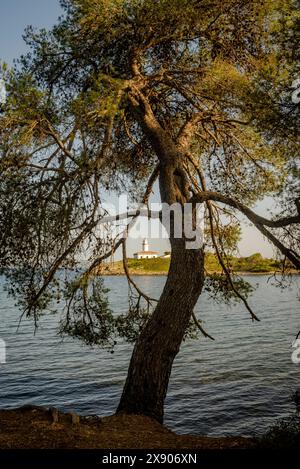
[142,238,149,252]
[133,238,159,259]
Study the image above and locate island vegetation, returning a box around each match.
[101,252,296,275]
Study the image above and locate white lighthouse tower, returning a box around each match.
[142,238,149,253]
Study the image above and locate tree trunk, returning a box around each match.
[117,89,205,422]
[117,237,205,423]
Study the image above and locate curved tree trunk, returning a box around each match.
[117,87,205,422]
[117,237,205,423]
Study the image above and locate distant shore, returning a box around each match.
[97,254,298,277]
[99,268,299,277]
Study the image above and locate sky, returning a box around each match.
[0,0,276,258]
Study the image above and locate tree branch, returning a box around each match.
[122,239,158,304]
[192,312,215,340]
[191,191,300,229]
[177,113,204,151]
[191,191,300,269]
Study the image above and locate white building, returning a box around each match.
[133,239,159,260]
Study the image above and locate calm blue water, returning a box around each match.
[0,275,299,437]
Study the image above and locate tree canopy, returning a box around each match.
[0,0,299,350]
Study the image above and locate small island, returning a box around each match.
[101,251,296,276]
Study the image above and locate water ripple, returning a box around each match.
[0,275,299,437]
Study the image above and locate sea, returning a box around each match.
[0,274,299,437]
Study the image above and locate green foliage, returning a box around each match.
[113,253,283,274]
[124,257,170,272]
[259,390,300,448]
[205,252,281,274]
[60,276,116,348]
[260,416,300,448]
[204,274,254,305]
[115,297,151,343]
[111,253,282,274]
[1,266,57,317]
[235,253,272,273]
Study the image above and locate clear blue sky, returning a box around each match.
[0,0,62,65]
[0,0,275,258]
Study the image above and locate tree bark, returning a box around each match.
[117,236,205,423]
[117,87,205,422]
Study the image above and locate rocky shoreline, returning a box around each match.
[0,406,256,449]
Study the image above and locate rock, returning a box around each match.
[18,405,43,413]
[49,407,59,424]
[69,412,80,425]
